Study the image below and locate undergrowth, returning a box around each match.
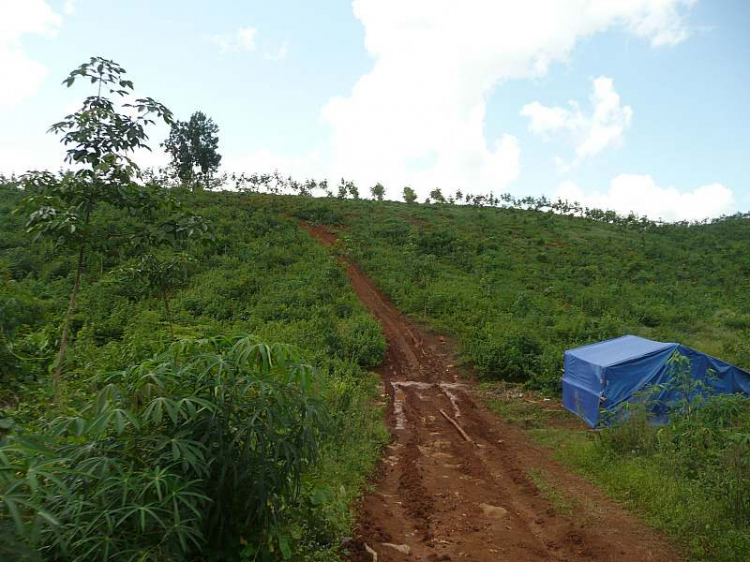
[1,185,389,560]
[286,197,750,394]
[486,383,750,562]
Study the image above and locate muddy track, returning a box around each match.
[301,223,680,562]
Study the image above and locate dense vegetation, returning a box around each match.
[1,184,389,560]
[286,196,750,392]
[1,57,391,561]
[284,194,750,561]
[5,173,750,560]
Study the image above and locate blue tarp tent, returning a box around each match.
[562,335,750,427]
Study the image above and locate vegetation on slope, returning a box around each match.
[1,56,390,561]
[1,54,748,559]
[485,381,750,562]
[290,195,750,561]
[287,196,750,393]
[1,184,389,560]
[4,175,750,559]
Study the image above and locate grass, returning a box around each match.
[0,186,391,559]
[480,382,575,429]
[525,469,576,517]
[484,387,750,562]
[556,436,750,561]
[5,185,750,560]
[289,196,750,394]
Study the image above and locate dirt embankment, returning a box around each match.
[301,222,679,562]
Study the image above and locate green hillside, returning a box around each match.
[288,196,750,560]
[3,182,750,560]
[290,196,750,391]
[1,184,388,560]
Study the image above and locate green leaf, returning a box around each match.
[278,534,292,560]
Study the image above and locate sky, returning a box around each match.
[1,0,748,220]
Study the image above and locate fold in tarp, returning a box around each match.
[562,335,750,427]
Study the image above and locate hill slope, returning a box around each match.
[1,185,390,559]
[2,184,750,560]
[290,196,750,391]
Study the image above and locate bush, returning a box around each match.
[0,335,326,560]
[292,200,344,226]
[340,315,386,369]
[416,229,459,257]
[597,405,660,456]
[591,366,750,557]
[467,324,543,382]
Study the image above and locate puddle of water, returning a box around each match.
[391,381,469,428]
[393,387,407,430]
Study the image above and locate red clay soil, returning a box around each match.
[300,223,680,562]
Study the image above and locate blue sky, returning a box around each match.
[1,0,748,220]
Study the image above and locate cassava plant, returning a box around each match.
[0,335,326,561]
[117,194,214,339]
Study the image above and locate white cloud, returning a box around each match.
[521,103,571,138]
[210,27,257,54]
[63,0,76,15]
[624,0,697,46]
[0,0,62,111]
[521,76,633,168]
[555,174,734,221]
[319,0,693,199]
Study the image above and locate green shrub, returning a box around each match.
[597,405,660,456]
[589,365,750,558]
[467,324,543,382]
[340,315,386,369]
[292,200,344,226]
[0,335,326,560]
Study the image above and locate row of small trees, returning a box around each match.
[6,83,739,232]
[207,172,745,229]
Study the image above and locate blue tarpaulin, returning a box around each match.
[562,335,750,427]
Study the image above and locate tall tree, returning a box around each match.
[403,186,417,204]
[163,111,222,189]
[429,188,446,204]
[16,57,173,394]
[371,183,385,201]
[337,178,348,199]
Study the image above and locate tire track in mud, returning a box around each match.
[301,223,680,562]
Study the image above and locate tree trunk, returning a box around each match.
[162,289,175,339]
[54,241,85,396]
[53,206,91,399]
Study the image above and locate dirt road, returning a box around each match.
[302,223,679,562]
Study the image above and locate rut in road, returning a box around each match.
[301,223,680,562]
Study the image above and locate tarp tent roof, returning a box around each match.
[566,335,674,367]
[562,335,750,427]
